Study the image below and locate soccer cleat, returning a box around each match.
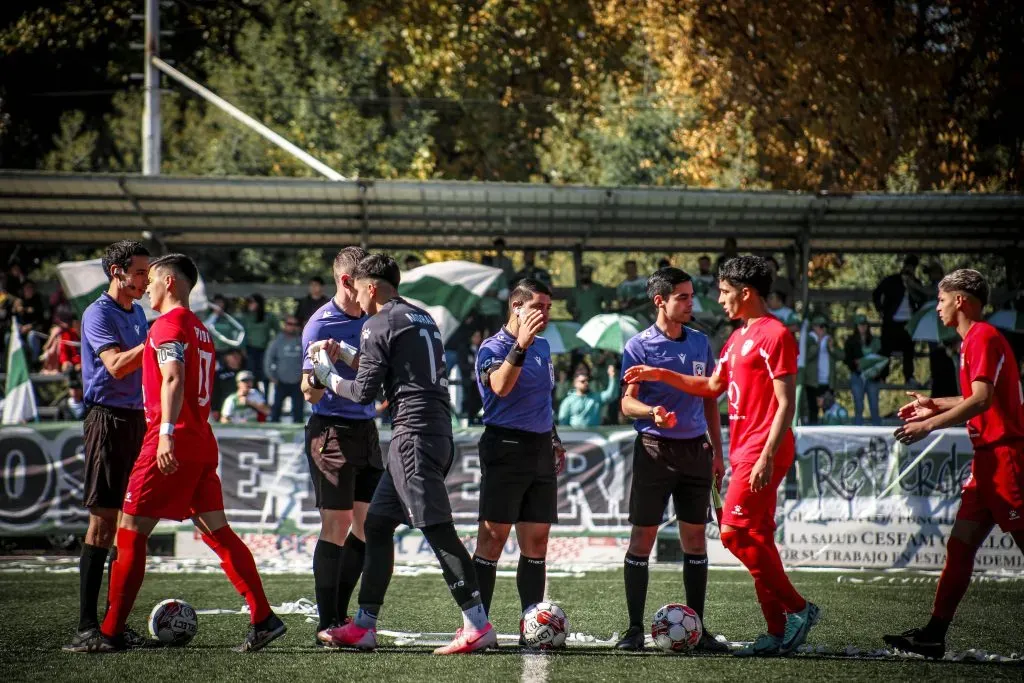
[63,628,101,653]
[882,627,946,660]
[614,625,645,651]
[695,630,730,654]
[433,624,497,655]
[235,612,288,653]
[64,630,126,654]
[733,633,783,657]
[324,621,378,651]
[123,625,158,649]
[781,601,821,655]
[316,617,351,648]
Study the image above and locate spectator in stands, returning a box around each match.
[765,255,794,307]
[557,365,620,428]
[205,293,245,354]
[403,254,423,271]
[817,388,849,425]
[616,260,648,313]
[492,237,517,284]
[220,370,270,424]
[56,377,87,421]
[49,284,73,326]
[264,315,304,423]
[872,254,925,386]
[58,316,82,374]
[657,256,672,269]
[767,289,794,322]
[0,274,12,372]
[714,236,739,273]
[801,315,834,424]
[513,248,552,287]
[843,314,885,426]
[212,347,244,422]
[5,262,27,297]
[295,276,329,325]
[567,265,612,324]
[14,279,47,366]
[241,293,277,394]
[692,255,715,297]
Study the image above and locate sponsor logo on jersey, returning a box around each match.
[134,324,140,335]
[741,339,754,356]
[728,381,741,411]
[362,328,371,340]
[322,310,332,318]
[692,361,706,377]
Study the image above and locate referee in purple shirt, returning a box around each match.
[64,241,150,652]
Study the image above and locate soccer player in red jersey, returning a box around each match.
[884,269,1024,658]
[624,256,820,656]
[81,254,286,653]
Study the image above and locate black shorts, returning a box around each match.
[478,425,558,524]
[305,414,384,510]
[369,431,454,528]
[629,433,713,527]
[82,405,146,510]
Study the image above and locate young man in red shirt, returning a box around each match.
[884,269,1024,658]
[79,254,286,653]
[625,255,820,656]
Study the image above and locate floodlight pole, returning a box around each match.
[142,0,161,175]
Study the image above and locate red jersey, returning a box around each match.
[714,315,798,463]
[59,328,81,367]
[958,321,1024,449]
[142,306,217,447]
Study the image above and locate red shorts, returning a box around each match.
[956,443,1024,532]
[722,441,795,531]
[123,439,224,521]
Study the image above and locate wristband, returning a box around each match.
[159,422,175,436]
[308,372,325,390]
[337,341,359,366]
[505,344,527,367]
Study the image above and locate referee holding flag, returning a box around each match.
[616,267,729,652]
[471,277,565,633]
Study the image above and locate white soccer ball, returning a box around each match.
[651,603,702,653]
[148,598,198,645]
[521,602,570,649]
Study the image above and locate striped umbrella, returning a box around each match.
[988,309,1024,333]
[577,313,644,352]
[540,321,588,354]
[905,301,956,343]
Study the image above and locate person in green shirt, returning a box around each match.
[557,365,620,428]
[566,265,613,324]
[817,388,849,425]
[240,293,278,394]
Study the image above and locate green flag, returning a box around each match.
[398,261,503,344]
[2,319,38,424]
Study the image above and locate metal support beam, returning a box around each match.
[151,57,346,181]
[142,0,161,175]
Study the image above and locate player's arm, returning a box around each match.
[301,370,326,405]
[703,397,725,488]
[250,391,271,417]
[97,344,145,379]
[748,374,797,491]
[620,383,678,429]
[623,364,726,398]
[487,309,545,397]
[896,381,993,445]
[597,365,619,405]
[337,318,390,405]
[896,391,963,423]
[156,341,185,475]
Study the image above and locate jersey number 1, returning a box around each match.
[418,328,444,384]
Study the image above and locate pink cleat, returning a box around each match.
[433,624,497,655]
[324,621,377,651]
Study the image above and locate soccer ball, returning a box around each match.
[520,602,569,649]
[148,598,198,645]
[651,603,702,652]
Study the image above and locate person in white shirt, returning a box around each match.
[220,370,271,424]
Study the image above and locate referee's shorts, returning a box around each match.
[477,425,558,524]
[629,432,713,527]
[305,413,383,510]
[82,404,146,510]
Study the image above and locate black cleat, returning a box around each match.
[123,625,159,649]
[883,628,946,660]
[695,630,731,654]
[615,625,645,651]
[235,612,288,653]
[63,628,100,653]
[64,629,126,654]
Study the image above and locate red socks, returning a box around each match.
[721,528,806,635]
[932,536,976,621]
[101,528,149,637]
[202,527,271,624]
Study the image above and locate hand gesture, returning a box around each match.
[898,391,938,423]
[712,454,725,492]
[554,446,567,475]
[308,339,342,364]
[623,365,662,384]
[749,456,773,492]
[652,406,677,429]
[516,309,546,348]
[894,420,931,445]
[157,434,178,475]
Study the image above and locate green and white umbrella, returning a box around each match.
[540,321,587,354]
[398,260,503,344]
[988,309,1024,333]
[905,301,956,343]
[692,295,724,316]
[577,313,644,352]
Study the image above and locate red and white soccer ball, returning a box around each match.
[651,603,702,653]
[148,598,199,645]
[520,602,570,649]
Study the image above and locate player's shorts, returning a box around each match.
[82,404,146,509]
[956,442,1024,532]
[122,437,224,521]
[369,431,454,528]
[629,433,713,527]
[721,439,795,531]
[305,414,384,510]
[478,425,558,524]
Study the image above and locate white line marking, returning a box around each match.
[521,573,550,683]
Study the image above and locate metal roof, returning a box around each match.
[1,171,1021,253]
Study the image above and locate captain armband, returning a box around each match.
[156,341,185,365]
